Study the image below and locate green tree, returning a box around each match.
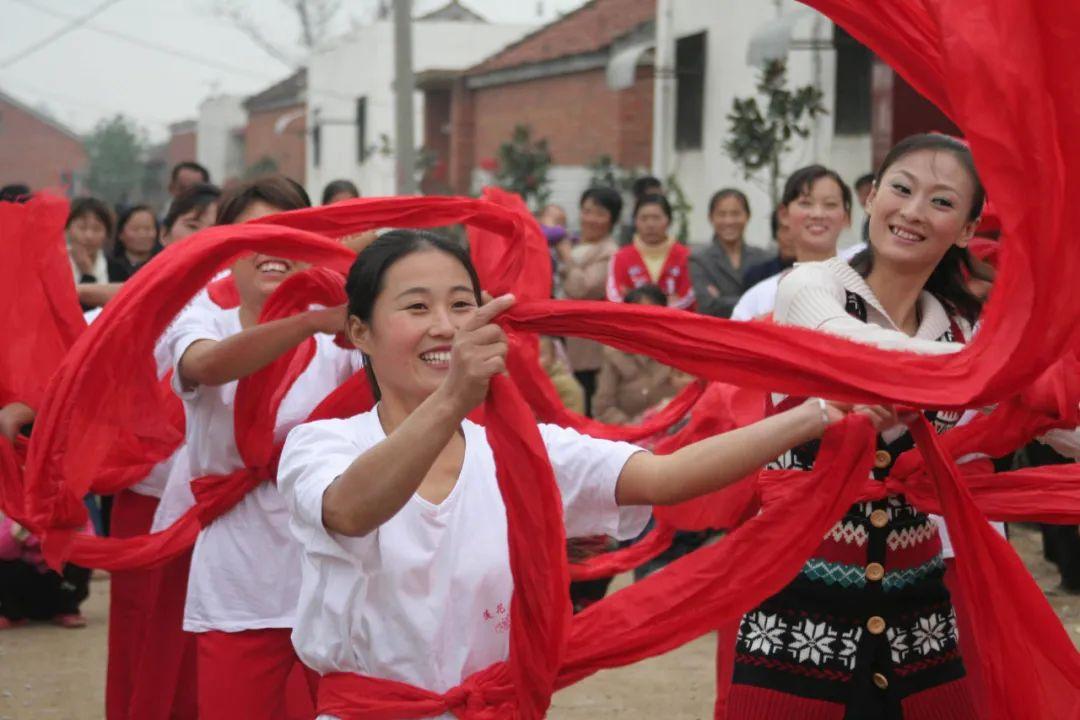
[494,125,552,210]
[85,115,146,205]
[724,60,827,207]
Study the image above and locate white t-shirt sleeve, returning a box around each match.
[538,424,650,540]
[164,301,229,399]
[775,263,961,355]
[730,276,777,322]
[279,418,374,562]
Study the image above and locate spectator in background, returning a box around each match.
[742,209,796,290]
[321,179,360,205]
[108,205,162,282]
[67,197,114,291]
[538,202,568,230]
[731,165,852,321]
[557,187,623,416]
[854,172,875,210]
[592,284,693,426]
[162,183,222,246]
[689,189,772,318]
[169,161,211,201]
[539,203,570,295]
[620,175,664,244]
[607,193,694,310]
[322,179,378,254]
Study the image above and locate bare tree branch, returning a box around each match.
[212,0,297,66]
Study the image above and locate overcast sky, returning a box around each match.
[0,0,586,142]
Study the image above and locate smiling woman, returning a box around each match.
[274,229,905,720]
[162,174,365,719]
[728,134,988,719]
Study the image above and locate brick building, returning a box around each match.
[166,120,198,171]
[419,0,655,221]
[243,69,307,184]
[0,88,87,195]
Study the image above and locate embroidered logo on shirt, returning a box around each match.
[483,602,510,634]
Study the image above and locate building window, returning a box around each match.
[675,32,706,151]
[834,26,872,135]
[356,97,368,164]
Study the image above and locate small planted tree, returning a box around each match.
[494,125,552,210]
[724,59,826,207]
[85,115,146,206]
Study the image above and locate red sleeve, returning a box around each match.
[670,245,696,310]
[605,247,628,302]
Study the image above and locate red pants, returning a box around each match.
[197,628,319,720]
[128,547,199,720]
[107,490,159,720]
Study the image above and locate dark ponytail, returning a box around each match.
[345,230,481,401]
[854,133,987,324]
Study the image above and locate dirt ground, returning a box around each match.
[2,524,1078,720]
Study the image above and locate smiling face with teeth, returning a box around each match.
[866,148,980,272]
[779,175,851,262]
[349,248,481,409]
[227,199,311,312]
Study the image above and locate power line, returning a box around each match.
[9,0,282,82]
[8,0,363,104]
[0,0,125,69]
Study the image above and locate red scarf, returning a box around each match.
[9,0,1080,711]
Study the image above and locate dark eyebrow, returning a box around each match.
[394,285,476,300]
[892,169,960,194]
[394,287,430,300]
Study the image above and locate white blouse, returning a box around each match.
[279,411,649,700]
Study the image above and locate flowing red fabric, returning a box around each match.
[0,195,85,409]
[19,204,1080,720]
[16,0,1080,711]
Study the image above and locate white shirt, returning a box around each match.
[730,273,781,321]
[164,298,361,632]
[279,411,649,701]
[730,245,866,322]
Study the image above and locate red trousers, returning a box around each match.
[197,628,319,720]
[108,490,199,720]
[106,490,159,720]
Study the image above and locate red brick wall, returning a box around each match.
[421,88,452,194]
[0,99,87,193]
[243,103,307,184]
[449,77,476,194]
[467,67,652,172]
[166,130,197,169]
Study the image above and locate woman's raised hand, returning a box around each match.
[442,294,515,414]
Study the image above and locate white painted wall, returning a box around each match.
[659,0,871,250]
[196,95,246,186]
[306,19,536,202]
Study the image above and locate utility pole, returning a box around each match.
[394,0,417,194]
[651,0,675,181]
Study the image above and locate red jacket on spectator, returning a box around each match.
[606,242,695,310]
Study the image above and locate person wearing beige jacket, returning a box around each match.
[556,187,624,416]
[591,285,694,426]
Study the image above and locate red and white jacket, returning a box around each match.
[605,242,695,310]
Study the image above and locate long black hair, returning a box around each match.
[851,133,986,323]
[163,182,222,234]
[780,165,853,214]
[345,230,482,401]
[113,204,161,257]
[708,188,751,217]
